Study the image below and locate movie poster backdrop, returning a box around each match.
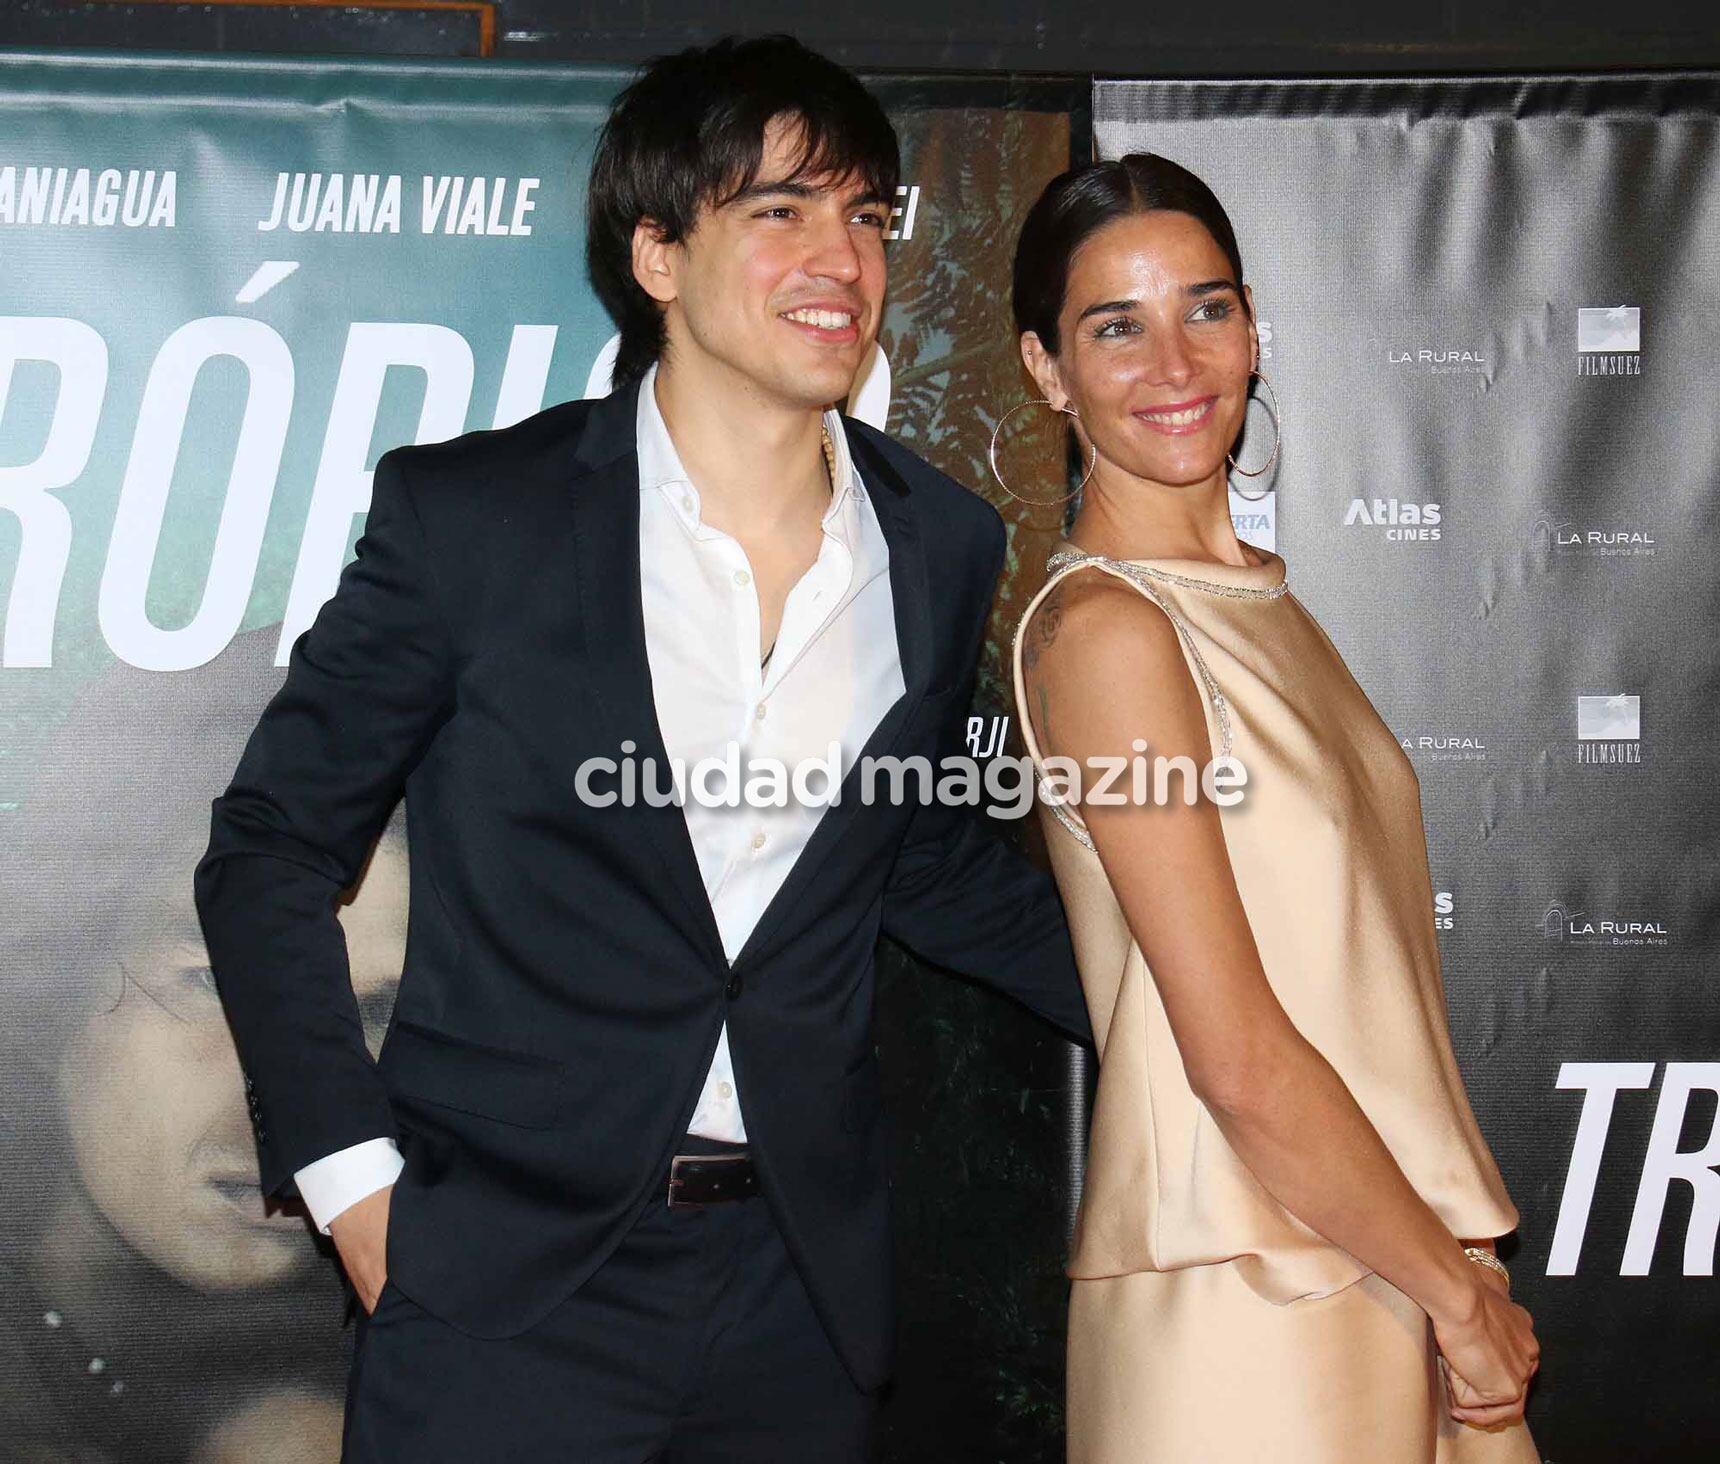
[0,52,1086,1461]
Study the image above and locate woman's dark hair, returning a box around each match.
[1012,153,1248,354]
[587,34,901,389]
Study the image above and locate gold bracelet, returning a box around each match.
[1463,1246,1510,1288]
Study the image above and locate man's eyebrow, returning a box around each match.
[726,178,888,209]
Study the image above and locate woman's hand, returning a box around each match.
[1430,1264,1539,1429]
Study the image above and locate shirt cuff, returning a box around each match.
[294,1138,405,1234]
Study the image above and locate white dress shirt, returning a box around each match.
[294,364,903,1230]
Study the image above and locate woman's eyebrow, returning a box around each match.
[1076,298,1139,321]
[1076,280,1238,322]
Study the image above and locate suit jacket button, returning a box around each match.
[725,973,743,1000]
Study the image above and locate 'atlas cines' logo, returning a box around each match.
[1343,496,1441,543]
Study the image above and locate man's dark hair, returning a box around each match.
[587,34,901,389]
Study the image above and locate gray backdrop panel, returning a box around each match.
[1096,73,1720,1463]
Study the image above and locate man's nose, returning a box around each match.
[803,217,864,284]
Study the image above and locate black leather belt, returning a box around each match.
[659,1150,760,1207]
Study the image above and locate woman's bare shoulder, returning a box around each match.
[1022,564,1183,684]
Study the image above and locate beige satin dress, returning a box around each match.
[1011,544,1538,1463]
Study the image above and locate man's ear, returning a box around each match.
[1020,332,1068,411]
[631,218,678,306]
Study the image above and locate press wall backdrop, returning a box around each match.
[0,46,1715,1464]
[1095,74,1720,1463]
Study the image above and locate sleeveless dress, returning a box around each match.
[1011,544,1538,1464]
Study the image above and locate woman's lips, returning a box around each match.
[1133,397,1217,435]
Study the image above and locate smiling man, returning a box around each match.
[196,34,1088,1463]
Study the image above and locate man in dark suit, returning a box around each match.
[196,34,1088,1463]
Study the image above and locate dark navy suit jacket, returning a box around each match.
[195,380,1088,1390]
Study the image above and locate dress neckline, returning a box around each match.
[1048,540,1289,598]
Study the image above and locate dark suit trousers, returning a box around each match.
[341,1181,876,1463]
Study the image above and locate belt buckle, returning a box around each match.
[667,1152,748,1208]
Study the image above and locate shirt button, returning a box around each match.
[717,1081,734,1100]
[681,494,693,513]
[733,568,751,588]
[754,703,767,722]
[750,831,767,851]
[726,973,744,1000]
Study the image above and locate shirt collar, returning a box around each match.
[634,361,865,533]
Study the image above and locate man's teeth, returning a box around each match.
[1141,401,1212,425]
[785,308,854,330]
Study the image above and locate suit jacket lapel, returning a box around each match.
[567,383,728,969]
[851,429,935,704]
[729,424,935,973]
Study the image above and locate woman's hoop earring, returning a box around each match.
[1227,368,1282,501]
[988,399,1098,508]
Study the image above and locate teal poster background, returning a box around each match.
[0,53,620,772]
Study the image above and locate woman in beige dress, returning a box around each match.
[1005,154,1541,1461]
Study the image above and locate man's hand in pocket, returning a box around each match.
[329,1183,393,1314]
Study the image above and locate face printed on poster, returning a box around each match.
[0,629,407,1459]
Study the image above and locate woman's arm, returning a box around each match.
[1023,572,1536,1424]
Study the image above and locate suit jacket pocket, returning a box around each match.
[380,1018,565,1129]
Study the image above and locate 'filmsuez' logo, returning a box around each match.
[1549,1062,1719,1276]
[1576,305,1642,378]
[1576,693,1642,766]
